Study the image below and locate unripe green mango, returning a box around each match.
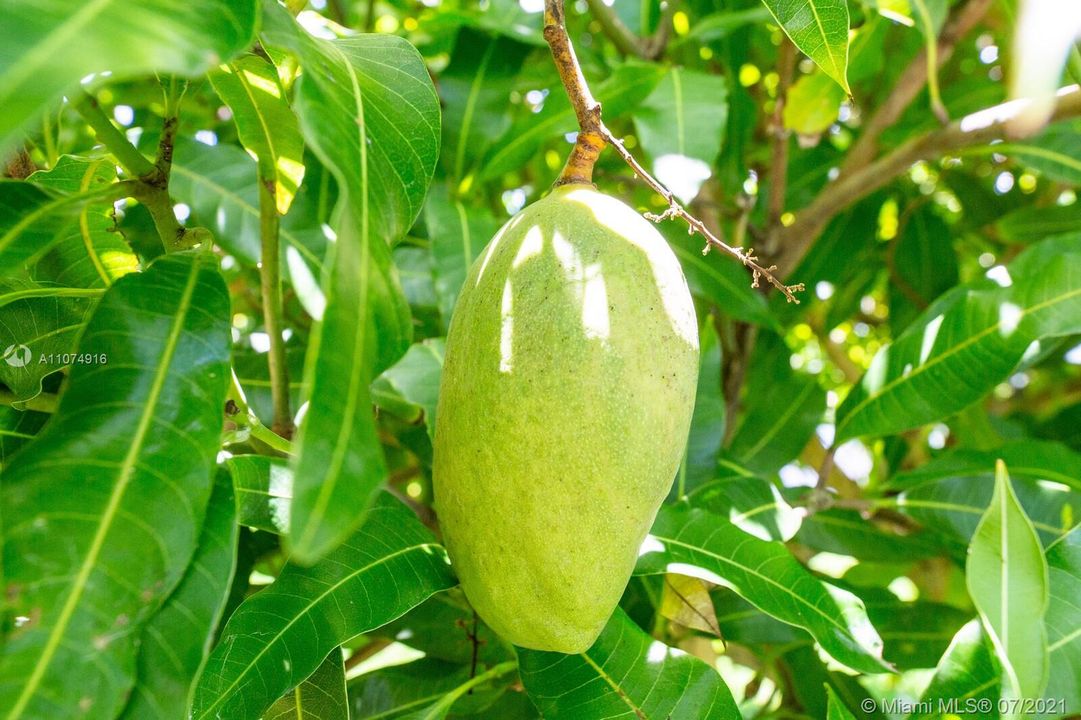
[433,184,699,653]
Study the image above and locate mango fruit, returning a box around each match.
[433,184,699,653]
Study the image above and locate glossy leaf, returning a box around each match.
[634,68,727,202]
[836,235,1081,442]
[888,440,1081,552]
[263,3,438,561]
[966,461,1050,701]
[0,279,100,400]
[482,62,665,180]
[425,184,499,324]
[119,474,239,720]
[0,0,257,153]
[686,463,803,541]
[371,338,445,439]
[265,651,350,720]
[209,54,305,215]
[518,608,740,719]
[191,494,457,720]
[1043,522,1081,714]
[760,0,851,93]
[0,252,231,719]
[638,503,890,673]
[440,27,530,181]
[228,454,293,535]
[912,620,999,719]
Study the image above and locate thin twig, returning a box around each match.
[543,0,802,302]
[765,37,796,253]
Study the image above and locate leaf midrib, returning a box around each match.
[7,256,204,719]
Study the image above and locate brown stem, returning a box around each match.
[839,0,993,177]
[765,37,797,253]
[777,87,1081,273]
[543,0,803,302]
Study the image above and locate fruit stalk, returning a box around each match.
[540,0,805,303]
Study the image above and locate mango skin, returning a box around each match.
[433,184,698,653]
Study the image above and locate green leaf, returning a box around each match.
[228,454,293,535]
[887,440,1081,553]
[0,0,258,153]
[0,406,47,464]
[440,28,530,182]
[638,504,890,673]
[966,461,1050,701]
[795,508,942,563]
[995,204,1081,244]
[381,593,514,666]
[912,620,999,719]
[119,474,239,720]
[728,334,825,474]
[424,184,499,324]
[826,685,860,720]
[0,279,100,401]
[634,68,727,203]
[266,651,350,720]
[481,62,665,180]
[371,338,446,440]
[678,319,725,494]
[890,206,958,333]
[399,661,516,720]
[209,54,306,215]
[518,608,740,719]
[0,252,231,719]
[191,494,457,720]
[760,0,851,94]
[1042,522,1081,714]
[262,3,439,561]
[784,71,847,135]
[835,235,1081,442]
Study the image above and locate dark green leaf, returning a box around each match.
[980,118,1081,185]
[518,608,740,719]
[425,184,499,324]
[887,440,1081,552]
[638,504,890,673]
[191,494,457,720]
[761,0,851,93]
[686,464,803,541]
[381,593,514,667]
[634,68,727,202]
[440,28,530,182]
[966,461,1049,700]
[826,685,860,720]
[266,650,350,720]
[1044,522,1081,714]
[263,3,438,561]
[351,658,473,719]
[796,508,942,563]
[119,474,239,719]
[0,0,258,152]
[835,235,1081,441]
[995,204,1081,244]
[890,206,958,333]
[0,252,231,719]
[481,62,665,180]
